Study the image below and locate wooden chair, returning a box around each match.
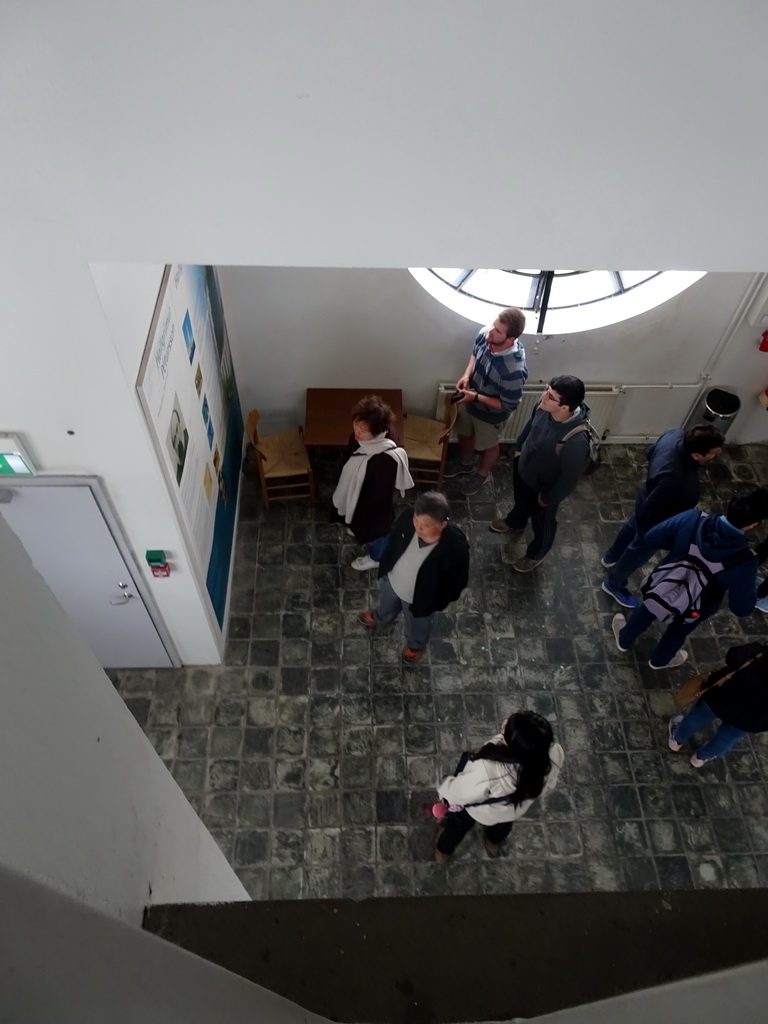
[245,409,316,510]
[402,394,458,490]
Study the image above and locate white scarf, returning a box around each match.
[332,435,414,524]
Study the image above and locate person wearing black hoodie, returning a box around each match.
[668,641,768,768]
[600,423,724,609]
[611,488,768,669]
[490,376,590,572]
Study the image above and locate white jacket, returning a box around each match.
[437,737,565,826]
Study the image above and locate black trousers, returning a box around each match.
[505,459,560,561]
[436,808,513,855]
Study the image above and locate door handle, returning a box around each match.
[109,593,135,606]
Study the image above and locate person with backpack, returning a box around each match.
[668,641,768,768]
[611,487,768,670]
[600,423,724,609]
[489,376,591,572]
[434,711,564,863]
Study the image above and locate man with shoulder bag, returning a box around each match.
[668,642,768,768]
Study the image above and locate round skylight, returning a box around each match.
[409,268,705,334]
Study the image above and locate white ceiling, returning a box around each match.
[3,0,768,269]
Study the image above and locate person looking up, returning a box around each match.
[444,307,528,496]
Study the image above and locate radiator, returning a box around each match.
[435,382,621,442]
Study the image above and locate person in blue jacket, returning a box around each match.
[611,487,768,670]
[600,423,724,609]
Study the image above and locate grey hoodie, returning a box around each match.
[516,402,590,505]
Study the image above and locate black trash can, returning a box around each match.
[686,387,741,438]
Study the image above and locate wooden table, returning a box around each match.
[303,388,404,446]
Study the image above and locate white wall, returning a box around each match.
[529,961,768,1024]
[0,516,248,925]
[89,262,224,663]
[0,230,221,664]
[3,1,768,269]
[218,267,768,442]
[0,865,320,1024]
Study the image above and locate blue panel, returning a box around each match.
[206,388,243,627]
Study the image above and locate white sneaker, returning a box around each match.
[649,650,689,670]
[351,555,379,571]
[611,613,629,652]
[690,754,711,768]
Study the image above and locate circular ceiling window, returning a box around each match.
[409,268,705,334]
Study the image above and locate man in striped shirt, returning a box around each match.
[444,307,528,495]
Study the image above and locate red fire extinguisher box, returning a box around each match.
[146,550,170,577]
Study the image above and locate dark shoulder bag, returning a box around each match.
[674,651,765,710]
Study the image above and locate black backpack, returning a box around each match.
[555,419,601,476]
[640,513,755,625]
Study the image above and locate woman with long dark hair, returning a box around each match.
[434,711,564,863]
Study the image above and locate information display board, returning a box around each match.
[137,265,242,630]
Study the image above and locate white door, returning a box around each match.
[0,483,173,668]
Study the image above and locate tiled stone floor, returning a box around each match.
[109,443,768,900]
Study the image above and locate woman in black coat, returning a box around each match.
[331,396,412,571]
[668,642,768,768]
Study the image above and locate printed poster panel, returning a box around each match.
[137,265,242,630]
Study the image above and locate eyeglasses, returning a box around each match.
[542,387,564,405]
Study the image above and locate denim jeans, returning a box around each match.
[374,575,433,650]
[604,517,638,563]
[673,700,747,761]
[605,516,658,590]
[618,604,703,667]
[368,534,389,562]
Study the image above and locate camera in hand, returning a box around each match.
[449,390,464,404]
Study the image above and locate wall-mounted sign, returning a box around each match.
[136,267,242,632]
[0,435,36,475]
